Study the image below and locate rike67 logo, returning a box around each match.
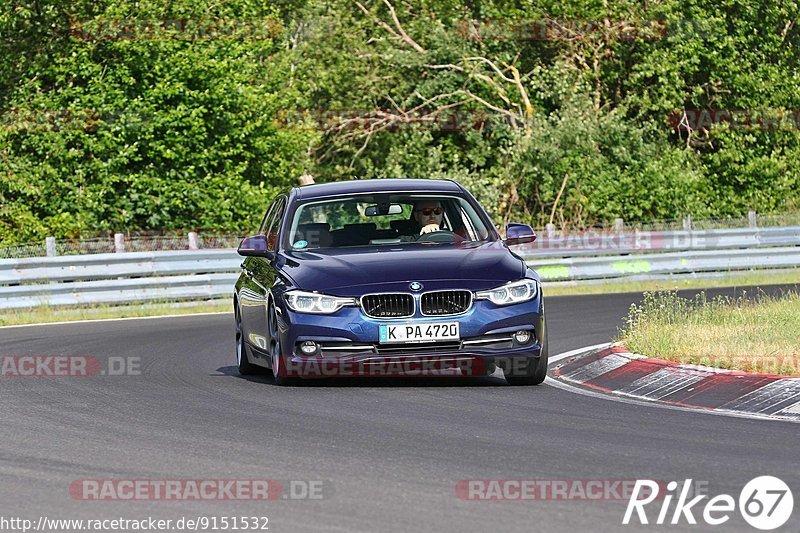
[624,477,794,530]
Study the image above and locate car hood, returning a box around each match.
[281,241,526,294]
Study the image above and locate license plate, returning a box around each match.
[379,322,460,344]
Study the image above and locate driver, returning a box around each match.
[413,200,444,235]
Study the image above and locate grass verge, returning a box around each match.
[0,300,231,327]
[618,290,800,376]
[543,270,800,296]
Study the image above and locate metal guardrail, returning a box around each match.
[527,246,800,281]
[0,226,798,309]
[0,250,238,284]
[2,274,238,309]
[0,251,241,310]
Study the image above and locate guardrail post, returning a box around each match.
[546,223,556,239]
[748,211,757,228]
[114,233,125,253]
[682,215,693,231]
[45,237,57,257]
[188,232,199,250]
[613,218,624,233]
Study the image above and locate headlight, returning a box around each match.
[475,279,538,306]
[285,290,357,314]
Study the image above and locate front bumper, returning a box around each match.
[277,298,543,378]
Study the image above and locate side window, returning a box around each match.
[265,198,286,251]
[459,205,478,240]
[259,200,278,236]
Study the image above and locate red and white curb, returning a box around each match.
[549,344,800,422]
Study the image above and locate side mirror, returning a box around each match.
[505,223,536,245]
[237,235,275,259]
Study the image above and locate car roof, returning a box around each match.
[293,178,463,200]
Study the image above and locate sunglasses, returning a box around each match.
[416,207,443,216]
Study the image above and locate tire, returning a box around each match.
[504,317,549,386]
[235,301,260,376]
[268,302,296,386]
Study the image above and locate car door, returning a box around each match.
[240,196,285,356]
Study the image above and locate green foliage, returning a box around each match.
[2,0,799,244]
[618,290,800,374]
[1,0,313,243]
[288,0,800,228]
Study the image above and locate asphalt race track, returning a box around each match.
[1,286,798,533]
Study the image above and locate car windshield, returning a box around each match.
[286,194,492,249]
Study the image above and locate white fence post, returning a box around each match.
[613,218,624,233]
[682,215,693,231]
[546,223,556,239]
[748,211,757,228]
[114,233,125,253]
[45,237,57,257]
[188,232,199,250]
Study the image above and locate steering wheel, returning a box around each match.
[414,229,460,243]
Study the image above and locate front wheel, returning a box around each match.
[235,302,260,376]
[504,319,548,386]
[268,302,296,386]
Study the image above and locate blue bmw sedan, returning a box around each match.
[234,179,547,385]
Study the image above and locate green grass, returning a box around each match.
[0,300,231,327]
[543,270,800,296]
[618,291,800,376]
